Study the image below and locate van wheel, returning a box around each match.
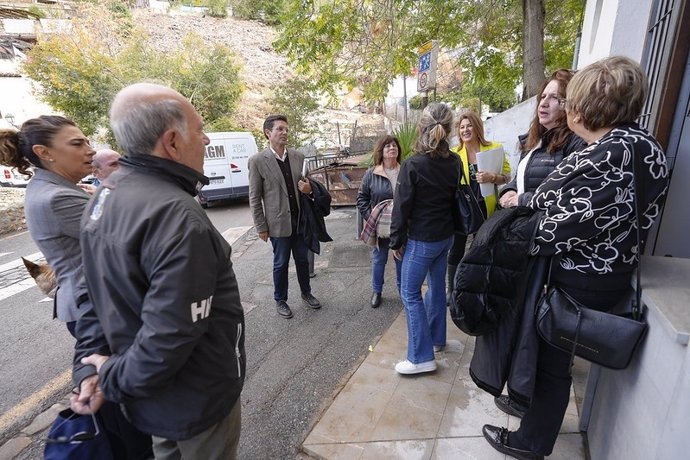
[200,202,209,209]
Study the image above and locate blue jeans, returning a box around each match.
[400,237,453,364]
[371,238,402,294]
[270,233,311,301]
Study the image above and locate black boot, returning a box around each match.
[446,264,458,306]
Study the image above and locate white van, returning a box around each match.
[198,132,258,207]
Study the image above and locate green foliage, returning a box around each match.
[408,95,424,111]
[275,0,583,113]
[205,0,228,18]
[229,0,285,24]
[393,123,418,162]
[22,3,243,145]
[26,5,46,19]
[267,76,322,147]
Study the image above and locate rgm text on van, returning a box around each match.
[205,144,249,160]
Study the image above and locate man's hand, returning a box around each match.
[70,374,106,415]
[297,179,312,195]
[500,191,519,208]
[78,183,97,195]
[258,231,269,242]
[81,354,110,373]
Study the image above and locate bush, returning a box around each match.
[206,0,228,18]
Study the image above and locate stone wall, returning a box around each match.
[0,188,26,236]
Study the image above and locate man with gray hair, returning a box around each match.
[91,148,120,186]
[71,83,245,458]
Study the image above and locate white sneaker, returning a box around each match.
[433,345,444,352]
[395,359,437,375]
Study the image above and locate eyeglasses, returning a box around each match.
[540,93,567,108]
[46,412,99,444]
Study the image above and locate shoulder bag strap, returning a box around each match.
[629,140,643,320]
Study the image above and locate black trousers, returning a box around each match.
[514,273,631,455]
[513,336,572,455]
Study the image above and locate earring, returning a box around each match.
[49,158,55,162]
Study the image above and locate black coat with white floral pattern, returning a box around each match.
[528,122,668,276]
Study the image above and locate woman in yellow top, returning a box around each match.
[446,111,511,301]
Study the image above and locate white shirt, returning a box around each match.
[270,145,288,162]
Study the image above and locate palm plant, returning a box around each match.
[393,123,418,162]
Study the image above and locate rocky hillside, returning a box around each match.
[133,9,385,142]
[134,9,289,130]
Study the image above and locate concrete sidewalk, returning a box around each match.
[301,310,587,459]
[300,209,590,459]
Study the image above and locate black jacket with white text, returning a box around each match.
[74,154,245,441]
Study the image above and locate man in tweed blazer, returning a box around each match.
[248,115,322,319]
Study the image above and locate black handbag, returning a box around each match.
[536,151,648,370]
[455,167,485,235]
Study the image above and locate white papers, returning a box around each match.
[476,147,505,197]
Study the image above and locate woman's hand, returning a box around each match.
[475,171,495,184]
[393,246,405,261]
[500,191,519,208]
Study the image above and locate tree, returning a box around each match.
[522,0,545,98]
[267,76,322,147]
[275,0,582,111]
[22,2,243,143]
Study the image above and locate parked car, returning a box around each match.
[1,166,31,187]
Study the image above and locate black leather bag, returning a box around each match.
[536,284,647,369]
[455,168,485,235]
[536,150,648,370]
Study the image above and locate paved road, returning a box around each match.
[0,197,252,444]
[2,204,401,459]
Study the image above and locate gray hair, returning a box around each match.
[415,102,453,158]
[110,98,187,155]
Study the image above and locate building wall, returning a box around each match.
[0,76,55,126]
[483,98,536,173]
[577,0,654,67]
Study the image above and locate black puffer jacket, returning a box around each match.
[451,206,542,336]
[450,206,546,407]
[501,131,585,206]
[356,165,396,221]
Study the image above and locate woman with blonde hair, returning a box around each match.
[390,103,461,374]
[483,56,668,460]
[446,111,511,302]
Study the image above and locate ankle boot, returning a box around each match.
[446,264,458,306]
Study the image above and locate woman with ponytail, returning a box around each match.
[0,116,152,459]
[0,116,95,335]
[390,103,462,375]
